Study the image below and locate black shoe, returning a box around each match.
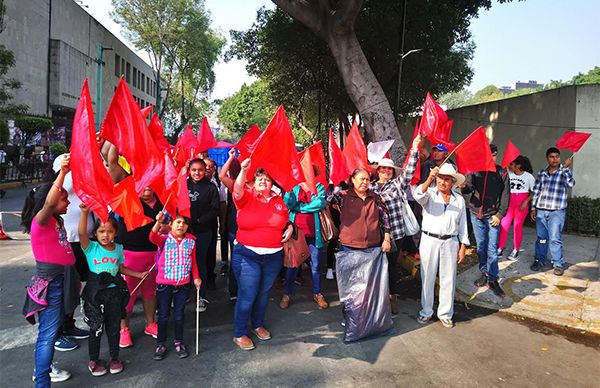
[153,344,167,361]
[488,280,506,298]
[553,266,564,276]
[174,342,189,359]
[474,273,488,288]
[220,264,229,276]
[530,261,544,271]
[63,325,90,340]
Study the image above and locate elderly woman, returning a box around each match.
[414,163,469,328]
[370,134,422,314]
[231,159,294,351]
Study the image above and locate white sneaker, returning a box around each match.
[497,248,504,257]
[326,268,334,280]
[32,363,72,383]
[508,249,519,260]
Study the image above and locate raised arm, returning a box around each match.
[37,154,70,226]
[219,149,237,192]
[78,203,91,250]
[234,159,251,201]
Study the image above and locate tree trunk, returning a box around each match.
[326,31,406,162]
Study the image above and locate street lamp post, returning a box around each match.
[395,0,423,117]
[96,43,113,130]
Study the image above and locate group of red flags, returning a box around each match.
[70,79,591,231]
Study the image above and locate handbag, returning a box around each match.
[283,223,311,268]
[318,206,339,241]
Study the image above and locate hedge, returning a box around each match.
[565,196,600,236]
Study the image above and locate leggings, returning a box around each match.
[88,288,121,361]
[499,192,530,251]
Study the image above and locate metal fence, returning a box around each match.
[0,161,52,185]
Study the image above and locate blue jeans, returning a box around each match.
[284,238,322,295]
[34,275,64,388]
[471,214,500,281]
[534,209,566,268]
[232,244,282,338]
[228,232,238,298]
[156,283,190,344]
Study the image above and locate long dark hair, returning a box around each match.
[514,155,533,174]
[21,183,61,233]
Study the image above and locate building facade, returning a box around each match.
[0,0,156,141]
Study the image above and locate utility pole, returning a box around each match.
[96,43,112,131]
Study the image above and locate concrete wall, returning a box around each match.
[0,0,50,115]
[399,85,599,198]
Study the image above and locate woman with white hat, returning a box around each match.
[370,134,423,315]
[413,163,470,328]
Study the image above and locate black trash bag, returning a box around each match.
[336,247,393,343]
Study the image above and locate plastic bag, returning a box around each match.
[336,247,393,343]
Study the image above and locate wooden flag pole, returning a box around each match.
[129,263,156,296]
[196,286,200,355]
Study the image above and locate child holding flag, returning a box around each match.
[150,211,201,360]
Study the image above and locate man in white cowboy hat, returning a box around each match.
[370,134,422,315]
[413,163,469,328]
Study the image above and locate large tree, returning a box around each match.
[231,0,509,160]
[111,0,224,133]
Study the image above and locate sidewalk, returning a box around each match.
[456,226,600,335]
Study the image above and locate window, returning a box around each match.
[141,74,145,92]
[114,54,120,76]
[138,71,141,90]
[121,58,125,78]
[147,77,150,95]
[126,62,131,83]
[133,67,137,87]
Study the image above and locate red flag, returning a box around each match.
[454,126,496,174]
[141,105,154,119]
[174,125,199,166]
[298,147,317,194]
[101,79,164,194]
[110,176,153,231]
[304,141,327,187]
[436,119,453,142]
[151,153,178,218]
[249,105,305,192]
[328,128,348,186]
[501,140,520,169]
[147,113,171,153]
[70,79,113,222]
[176,166,191,218]
[197,117,217,152]
[556,131,592,152]
[236,125,262,161]
[419,92,448,137]
[343,120,372,173]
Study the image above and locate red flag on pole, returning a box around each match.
[110,176,153,231]
[419,92,448,137]
[405,119,423,185]
[151,153,178,218]
[302,141,327,187]
[501,140,520,168]
[249,105,305,192]
[343,120,372,173]
[174,125,199,166]
[454,126,496,174]
[197,116,217,152]
[298,147,317,195]
[556,131,592,152]
[101,78,164,194]
[70,79,113,222]
[236,125,262,161]
[176,166,191,218]
[328,128,348,186]
[147,113,171,153]
[141,105,154,119]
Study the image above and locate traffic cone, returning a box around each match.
[0,212,11,240]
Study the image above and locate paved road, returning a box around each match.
[1,237,599,388]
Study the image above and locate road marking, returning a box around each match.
[0,324,38,351]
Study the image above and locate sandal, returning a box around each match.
[440,318,454,328]
[417,315,431,325]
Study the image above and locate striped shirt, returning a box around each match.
[532,165,575,211]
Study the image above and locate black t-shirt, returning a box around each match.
[188,178,220,233]
[115,197,162,252]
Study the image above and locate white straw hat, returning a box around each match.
[437,163,465,187]
[371,158,402,176]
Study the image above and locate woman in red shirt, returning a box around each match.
[231,159,293,351]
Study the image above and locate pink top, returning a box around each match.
[31,216,76,266]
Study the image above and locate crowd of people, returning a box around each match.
[21,137,575,386]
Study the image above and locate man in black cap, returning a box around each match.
[461,144,510,297]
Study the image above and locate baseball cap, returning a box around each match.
[432,144,448,153]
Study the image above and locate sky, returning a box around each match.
[81,0,599,99]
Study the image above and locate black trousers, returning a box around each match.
[207,224,218,283]
[386,240,401,295]
[88,287,121,361]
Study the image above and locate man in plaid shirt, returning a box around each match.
[530,147,575,276]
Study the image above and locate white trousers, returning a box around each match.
[419,234,459,320]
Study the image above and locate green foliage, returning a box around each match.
[14,116,52,147]
[218,81,275,136]
[0,117,8,144]
[0,44,28,114]
[566,196,600,236]
[111,0,224,132]
[228,1,500,136]
[571,66,600,85]
[472,85,504,103]
[438,89,474,109]
[49,142,67,156]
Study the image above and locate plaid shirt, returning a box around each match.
[370,149,419,240]
[532,165,575,210]
[162,234,195,283]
